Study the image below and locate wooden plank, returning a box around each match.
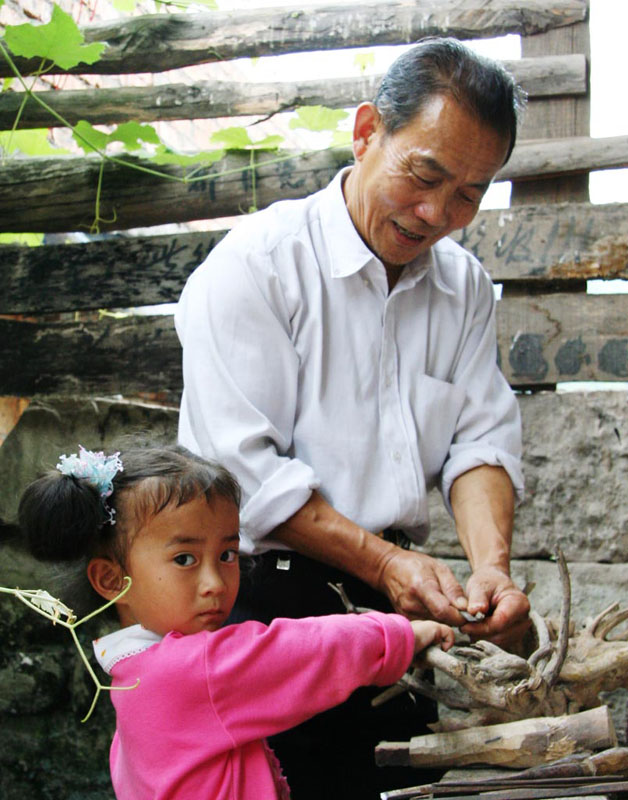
[3,202,628,314]
[2,293,628,396]
[0,1,588,78]
[0,231,224,314]
[512,21,591,206]
[452,202,628,283]
[1,55,586,130]
[0,314,182,398]
[2,134,627,235]
[496,293,628,386]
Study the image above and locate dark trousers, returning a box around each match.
[229,551,443,800]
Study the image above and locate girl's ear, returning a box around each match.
[87,558,127,603]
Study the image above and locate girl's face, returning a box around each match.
[115,493,240,636]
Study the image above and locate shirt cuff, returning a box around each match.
[440,444,524,517]
[240,458,321,548]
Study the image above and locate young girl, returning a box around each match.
[19,443,454,800]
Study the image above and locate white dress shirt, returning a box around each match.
[175,170,523,555]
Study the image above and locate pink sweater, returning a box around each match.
[94,612,414,799]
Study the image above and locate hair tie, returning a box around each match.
[56,445,124,524]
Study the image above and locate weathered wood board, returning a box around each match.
[2,136,627,234]
[1,55,586,130]
[2,202,627,314]
[0,0,588,77]
[512,21,590,205]
[2,293,628,396]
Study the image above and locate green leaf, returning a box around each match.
[354,52,375,74]
[1,78,13,93]
[210,126,254,150]
[0,232,44,246]
[111,0,138,10]
[0,128,68,156]
[151,144,225,167]
[249,134,284,151]
[187,0,218,7]
[5,5,106,70]
[108,121,161,151]
[72,120,109,153]
[289,105,349,132]
[331,129,353,147]
[210,127,284,151]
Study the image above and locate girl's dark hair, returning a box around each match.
[18,444,240,614]
[374,36,526,164]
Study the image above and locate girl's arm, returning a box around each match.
[206,611,414,744]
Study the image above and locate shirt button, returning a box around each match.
[385,376,393,388]
[392,451,401,463]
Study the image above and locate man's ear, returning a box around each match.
[87,557,127,603]
[352,102,381,160]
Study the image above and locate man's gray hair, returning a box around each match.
[374,37,526,164]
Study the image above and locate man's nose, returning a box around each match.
[413,191,448,228]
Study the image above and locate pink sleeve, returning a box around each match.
[204,611,414,745]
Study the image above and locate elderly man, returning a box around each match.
[176,37,529,800]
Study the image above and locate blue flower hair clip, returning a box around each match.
[56,445,124,524]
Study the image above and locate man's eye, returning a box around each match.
[412,174,436,187]
[174,553,196,566]
[220,549,239,564]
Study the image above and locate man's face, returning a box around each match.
[344,93,510,272]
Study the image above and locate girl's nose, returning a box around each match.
[199,564,226,595]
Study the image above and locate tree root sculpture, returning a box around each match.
[329,548,628,730]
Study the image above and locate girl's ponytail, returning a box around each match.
[19,446,124,563]
[18,472,106,562]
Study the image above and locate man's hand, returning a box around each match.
[377,548,468,626]
[461,565,530,646]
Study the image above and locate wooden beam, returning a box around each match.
[2,202,628,314]
[512,20,591,205]
[0,1,588,78]
[0,148,354,234]
[375,706,616,769]
[498,136,628,182]
[0,55,586,130]
[2,292,628,396]
[1,134,626,235]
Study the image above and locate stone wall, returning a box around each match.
[0,391,627,796]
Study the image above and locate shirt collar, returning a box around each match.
[321,168,377,279]
[93,624,163,675]
[320,168,455,296]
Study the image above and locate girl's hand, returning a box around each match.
[409,619,455,655]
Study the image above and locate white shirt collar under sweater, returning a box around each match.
[93,625,162,675]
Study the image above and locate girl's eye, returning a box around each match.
[174,553,196,567]
[220,549,239,564]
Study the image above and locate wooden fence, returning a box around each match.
[0,0,623,387]
[1,0,627,404]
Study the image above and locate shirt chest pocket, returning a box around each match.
[406,374,467,486]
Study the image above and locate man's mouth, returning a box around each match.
[393,221,427,242]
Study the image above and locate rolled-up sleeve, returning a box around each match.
[175,235,320,549]
[439,268,523,514]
